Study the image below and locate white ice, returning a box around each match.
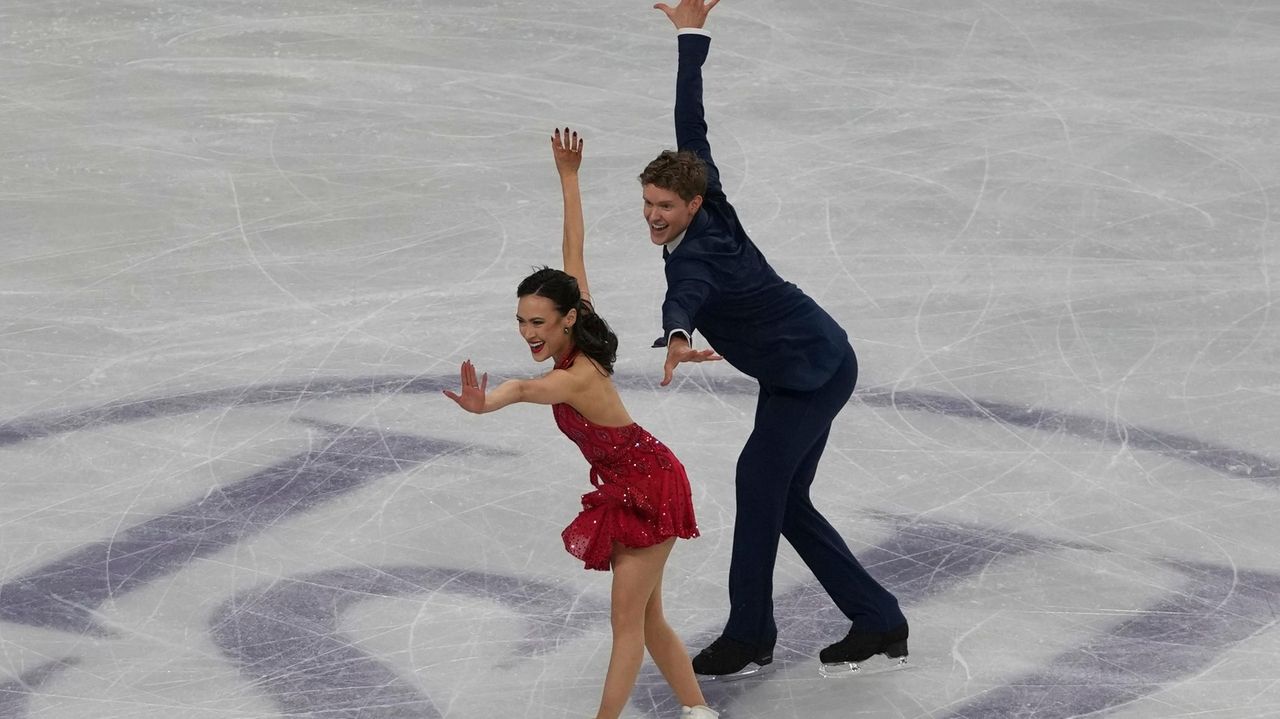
[2,1,1279,718]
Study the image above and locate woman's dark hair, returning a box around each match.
[517,267,618,375]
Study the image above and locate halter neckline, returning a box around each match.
[556,345,581,370]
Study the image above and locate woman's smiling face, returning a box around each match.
[516,293,575,363]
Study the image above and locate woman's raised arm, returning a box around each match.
[551,127,590,303]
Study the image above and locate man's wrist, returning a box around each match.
[677,28,711,37]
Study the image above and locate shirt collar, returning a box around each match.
[662,229,688,256]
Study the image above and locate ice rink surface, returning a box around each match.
[2,1,1279,717]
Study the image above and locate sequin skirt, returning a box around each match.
[560,430,700,571]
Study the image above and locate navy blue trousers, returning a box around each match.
[723,345,905,648]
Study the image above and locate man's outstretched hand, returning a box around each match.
[654,0,720,30]
[661,335,722,386]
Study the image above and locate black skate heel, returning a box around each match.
[818,623,911,678]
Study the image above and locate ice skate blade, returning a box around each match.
[696,661,774,683]
[819,655,909,679]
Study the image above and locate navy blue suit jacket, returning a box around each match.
[660,33,849,392]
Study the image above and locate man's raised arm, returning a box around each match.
[655,0,724,200]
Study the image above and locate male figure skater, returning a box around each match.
[643,0,909,679]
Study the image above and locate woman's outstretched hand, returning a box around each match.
[551,127,583,177]
[442,359,488,413]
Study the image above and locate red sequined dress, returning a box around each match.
[553,349,699,571]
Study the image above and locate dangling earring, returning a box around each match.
[564,327,570,334]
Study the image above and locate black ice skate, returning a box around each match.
[818,622,910,678]
[692,635,774,681]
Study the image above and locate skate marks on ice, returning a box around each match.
[678,516,1280,718]
[0,661,77,719]
[640,515,1097,716]
[937,560,1280,719]
[0,372,1277,717]
[616,374,1280,488]
[0,375,456,448]
[2,371,1273,486]
[0,418,502,636]
[208,566,608,719]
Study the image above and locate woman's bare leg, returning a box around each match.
[595,538,675,719]
[643,568,707,708]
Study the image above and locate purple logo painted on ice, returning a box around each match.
[0,372,1276,718]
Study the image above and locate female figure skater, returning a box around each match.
[443,128,719,719]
